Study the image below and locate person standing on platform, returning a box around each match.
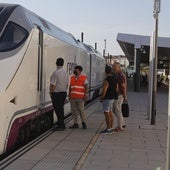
[100,65,118,134]
[69,65,88,129]
[113,62,127,132]
[50,58,69,131]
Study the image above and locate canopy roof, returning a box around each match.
[117,33,170,66]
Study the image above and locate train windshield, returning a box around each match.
[0,21,28,52]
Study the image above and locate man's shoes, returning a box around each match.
[82,122,87,129]
[69,123,79,129]
[122,125,126,129]
[53,126,65,131]
[100,129,114,134]
[113,127,123,132]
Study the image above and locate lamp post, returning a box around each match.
[151,0,161,125]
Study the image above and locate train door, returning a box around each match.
[36,26,45,111]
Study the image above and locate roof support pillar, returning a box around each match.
[133,48,141,92]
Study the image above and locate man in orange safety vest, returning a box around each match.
[69,65,88,129]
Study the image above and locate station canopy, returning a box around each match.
[117,33,170,68]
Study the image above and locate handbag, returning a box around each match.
[122,102,129,117]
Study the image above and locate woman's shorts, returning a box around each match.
[102,99,114,112]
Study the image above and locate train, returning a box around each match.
[0,3,106,155]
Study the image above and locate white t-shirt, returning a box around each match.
[50,67,69,92]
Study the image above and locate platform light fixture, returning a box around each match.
[154,0,161,13]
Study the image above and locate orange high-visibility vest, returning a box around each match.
[70,74,87,99]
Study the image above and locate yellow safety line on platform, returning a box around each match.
[73,121,105,170]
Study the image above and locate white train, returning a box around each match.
[0,4,105,155]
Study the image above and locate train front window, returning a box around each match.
[0,21,28,52]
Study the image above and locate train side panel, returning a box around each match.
[0,4,106,155]
[43,33,78,118]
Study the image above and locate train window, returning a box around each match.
[0,7,3,13]
[0,21,28,52]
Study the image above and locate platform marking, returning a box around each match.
[73,120,105,170]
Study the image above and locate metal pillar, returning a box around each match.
[166,71,170,170]
[104,39,106,57]
[147,32,155,120]
[95,42,97,50]
[133,48,140,92]
[81,32,84,42]
[103,49,105,58]
[151,9,159,125]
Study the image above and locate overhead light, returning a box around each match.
[153,0,161,13]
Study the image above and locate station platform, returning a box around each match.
[4,85,168,170]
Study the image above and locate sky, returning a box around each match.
[1,0,170,55]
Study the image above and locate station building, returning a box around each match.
[104,55,129,68]
[117,33,170,91]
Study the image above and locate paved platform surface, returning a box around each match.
[4,84,168,170]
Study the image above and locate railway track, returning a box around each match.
[0,99,97,170]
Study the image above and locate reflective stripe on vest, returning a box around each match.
[70,75,87,99]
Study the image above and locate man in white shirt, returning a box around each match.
[50,58,69,131]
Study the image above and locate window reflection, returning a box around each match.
[0,22,28,52]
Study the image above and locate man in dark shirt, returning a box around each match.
[113,62,127,132]
[100,65,117,134]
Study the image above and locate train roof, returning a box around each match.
[0,3,86,51]
[0,3,105,57]
[83,43,103,58]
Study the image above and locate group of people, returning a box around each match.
[100,62,127,134]
[49,58,127,134]
[50,58,88,131]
